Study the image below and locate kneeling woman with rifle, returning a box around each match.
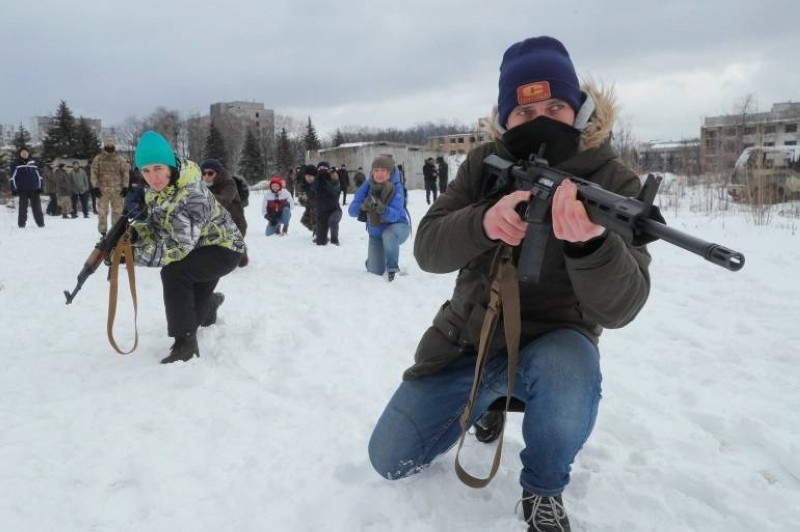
[129,131,245,363]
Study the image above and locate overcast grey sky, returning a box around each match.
[2,0,798,142]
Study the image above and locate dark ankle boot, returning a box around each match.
[160,332,199,364]
[200,293,225,327]
[474,410,505,443]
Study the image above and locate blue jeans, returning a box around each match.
[366,223,411,275]
[368,329,601,496]
[265,209,291,236]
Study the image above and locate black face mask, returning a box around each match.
[502,116,581,166]
[104,146,115,153]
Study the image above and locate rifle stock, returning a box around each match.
[482,154,745,282]
[64,215,131,304]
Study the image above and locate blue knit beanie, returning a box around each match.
[134,131,177,170]
[497,36,581,128]
[200,159,224,174]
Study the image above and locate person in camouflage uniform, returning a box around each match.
[127,131,245,364]
[91,138,129,235]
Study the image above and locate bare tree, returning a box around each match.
[114,115,146,158]
[612,117,639,173]
[142,107,184,153]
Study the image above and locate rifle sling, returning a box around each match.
[107,231,139,355]
[454,245,521,488]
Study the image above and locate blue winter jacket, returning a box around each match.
[348,167,409,237]
[9,159,43,192]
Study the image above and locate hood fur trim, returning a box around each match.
[486,80,618,152]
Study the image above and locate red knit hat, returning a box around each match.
[270,176,283,189]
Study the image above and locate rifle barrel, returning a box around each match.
[638,218,745,271]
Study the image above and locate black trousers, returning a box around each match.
[17,190,45,227]
[160,245,242,337]
[71,192,90,216]
[315,209,342,245]
[425,181,438,204]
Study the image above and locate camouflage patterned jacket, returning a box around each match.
[130,161,245,267]
[91,151,128,190]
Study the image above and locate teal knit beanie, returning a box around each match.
[134,131,177,169]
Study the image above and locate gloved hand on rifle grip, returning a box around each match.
[92,187,102,198]
[124,187,147,221]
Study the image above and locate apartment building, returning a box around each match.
[427,117,492,155]
[700,102,800,174]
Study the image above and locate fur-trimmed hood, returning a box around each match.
[487,81,617,152]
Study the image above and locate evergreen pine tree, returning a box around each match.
[204,124,228,165]
[74,118,102,161]
[12,124,33,152]
[303,117,321,152]
[238,128,265,183]
[333,129,345,147]
[0,150,10,191]
[41,100,79,161]
[276,128,293,173]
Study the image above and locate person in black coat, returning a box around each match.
[338,164,350,205]
[314,161,342,245]
[422,157,438,204]
[8,148,45,228]
[436,156,449,194]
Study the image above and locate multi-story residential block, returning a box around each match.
[209,101,275,168]
[700,102,800,174]
[427,117,492,155]
[638,139,701,177]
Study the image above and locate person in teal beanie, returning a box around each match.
[128,131,245,364]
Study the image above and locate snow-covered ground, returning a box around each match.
[0,189,797,532]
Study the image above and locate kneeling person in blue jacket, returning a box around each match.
[348,156,410,281]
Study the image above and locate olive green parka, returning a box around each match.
[405,84,651,379]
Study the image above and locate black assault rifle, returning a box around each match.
[483,154,745,282]
[64,214,131,304]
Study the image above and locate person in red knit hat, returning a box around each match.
[262,176,294,236]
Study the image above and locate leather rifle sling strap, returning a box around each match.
[454,245,521,488]
[107,230,139,354]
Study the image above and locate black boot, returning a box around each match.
[200,293,225,327]
[519,492,571,532]
[160,332,199,364]
[474,410,505,443]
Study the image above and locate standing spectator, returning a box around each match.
[52,162,74,219]
[262,176,294,236]
[91,138,129,236]
[314,161,342,246]
[338,163,350,205]
[286,165,299,197]
[348,156,410,281]
[70,160,91,218]
[127,131,244,364]
[353,166,366,188]
[436,156,449,194]
[297,165,317,237]
[422,157,438,204]
[8,148,45,228]
[200,158,249,267]
[43,163,59,216]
